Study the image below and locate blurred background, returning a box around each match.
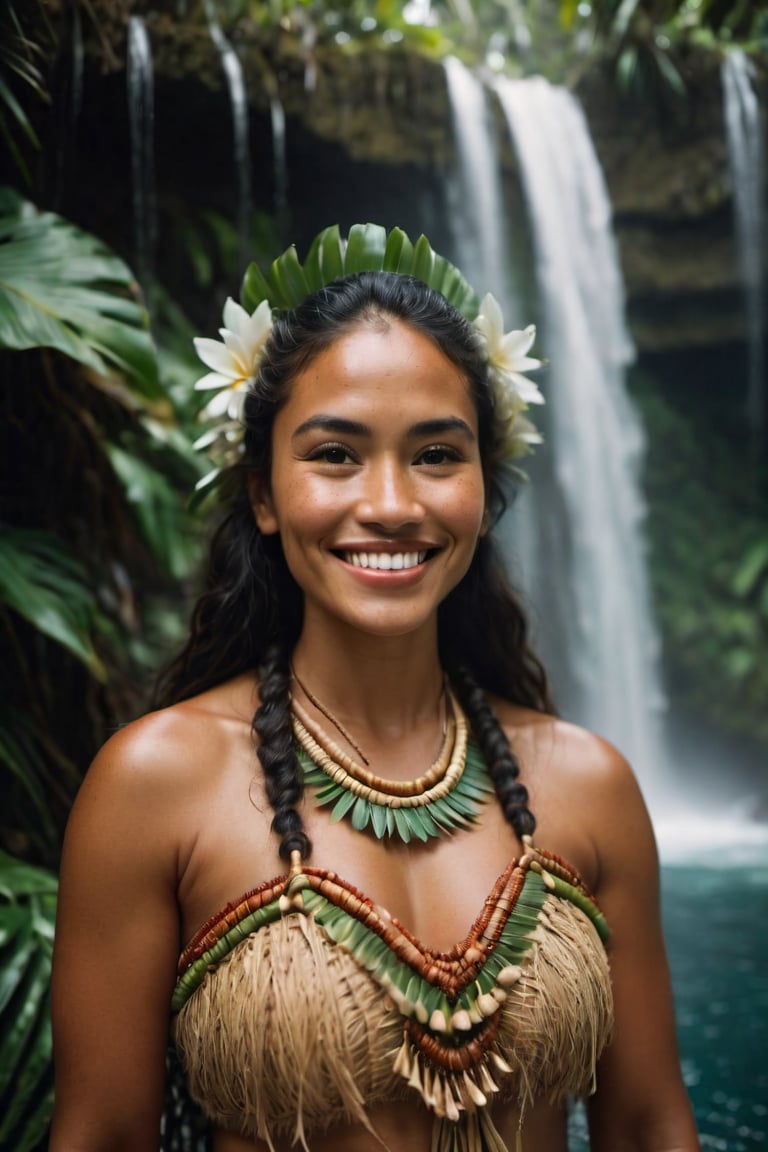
[0,1,766,1148]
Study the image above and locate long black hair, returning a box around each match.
[156,271,552,854]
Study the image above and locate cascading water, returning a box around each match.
[496,76,667,799]
[269,94,289,245]
[70,3,84,144]
[722,49,765,469]
[53,1,84,206]
[443,57,667,803]
[126,16,156,289]
[203,0,252,271]
[443,57,513,303]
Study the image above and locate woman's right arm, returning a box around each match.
[50,717,184,1152]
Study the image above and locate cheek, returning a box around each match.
[270,473,341,539]
[454,476,487,538]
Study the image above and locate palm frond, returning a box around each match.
[0,189,160,397]
[0,851,57,1152]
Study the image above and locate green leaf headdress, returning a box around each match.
[192,223,544,497]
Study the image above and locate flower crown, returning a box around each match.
[193,223,544,495]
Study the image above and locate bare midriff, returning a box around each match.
[211,1098,570,1152]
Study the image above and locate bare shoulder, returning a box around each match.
[83,673,259,792]
[489,698,656,889]
[491,698,635,789]
[66,673,261,864]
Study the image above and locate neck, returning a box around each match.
[290,618,446,744]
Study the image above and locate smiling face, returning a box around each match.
[251,315,487,645]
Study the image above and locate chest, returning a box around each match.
[175,749,596,956]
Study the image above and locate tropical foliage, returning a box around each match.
[0,853,57,1152]
[563,0,768,95]
[633,375,768,749]
[190,0,768,50]
[0,189,158,385]
[0,188,208,1146]
[5,0,764,120]
[0,188,206,865]
[0,18,231,1140]
[0,1,53,186]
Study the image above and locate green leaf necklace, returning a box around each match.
[291,678,493,845]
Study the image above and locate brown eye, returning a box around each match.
[418,446,461,466]
[305,442,356,465]
[322,447,350,464]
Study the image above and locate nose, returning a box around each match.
[355,457,425,530]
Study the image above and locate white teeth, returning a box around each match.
[343,551,428,571]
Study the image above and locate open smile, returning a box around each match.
[340,550,432,571]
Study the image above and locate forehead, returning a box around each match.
[279,317,478,427]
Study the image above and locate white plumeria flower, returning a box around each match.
[507,413,544,460]
[193,298,273,422]
[473,292,544,403]
[472,292,545,458]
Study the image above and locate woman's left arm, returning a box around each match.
[586,747,700,1152]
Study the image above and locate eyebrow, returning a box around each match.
[291,415,476,442]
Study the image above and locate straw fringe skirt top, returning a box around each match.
[172,841,613,1152]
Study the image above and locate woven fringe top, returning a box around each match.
[172,844,613,1151]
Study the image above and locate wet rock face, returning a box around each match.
[212,35,768,353]
[65,5,767,354]
[573,52,767,353]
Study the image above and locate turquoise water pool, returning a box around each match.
[663,860,767,1150]
[569,848,767,1149]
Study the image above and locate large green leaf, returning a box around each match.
[0,74,39,149]
[0,527,105,678]
[0,852,56,1152]
[0,853,58,904]
[731,538,768,599]
[106,443,202,580]
[0,2,48,186]
[0,187,160,397]
[0,713,60,856]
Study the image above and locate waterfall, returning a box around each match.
[54,2,84,209]
[443,57,512,303]
[722,49,765,468]
[495,76,667,796]
[444,59,667,799]
[71,4,84,132]
[126,16,157,289]
[203,1,252,271]
[270,94,289,245]
[70,3,84,136]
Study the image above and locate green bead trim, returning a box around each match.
[172,870,547,1022]
[546,872,611,943]
[296,738,495,844]
[305,872,548,1028]
[171,863,610,1022]
[171,897,284,1013]
[241,223,480,321]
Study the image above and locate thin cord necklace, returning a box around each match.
[291,663,374,765]
[290,679,493,844]
[290,668,451,794]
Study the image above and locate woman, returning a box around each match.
[50,225,699,1152]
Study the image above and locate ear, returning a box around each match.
[248,473,279,535]
[480,508,491,537]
